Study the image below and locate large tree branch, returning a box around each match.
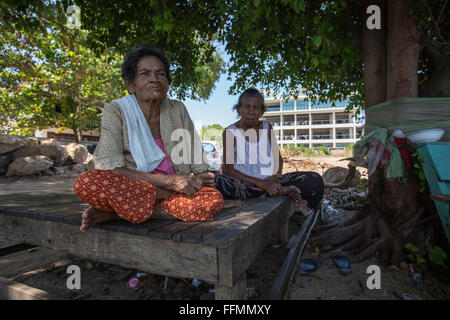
[424,0,446,43]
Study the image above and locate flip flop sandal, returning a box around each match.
[297,258,322,276]
[332,251,352,275]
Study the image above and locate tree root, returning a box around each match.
[310,163,426,266]
[312,212,405,265]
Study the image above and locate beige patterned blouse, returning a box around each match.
[93,97,208,175]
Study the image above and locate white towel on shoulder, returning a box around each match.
[113,94,166,173]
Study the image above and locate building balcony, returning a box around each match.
[311,120,331,125]
[336,134,354,139]
[335,119,353,124]
[312,134,332,140]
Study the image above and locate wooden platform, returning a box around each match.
[0,187,292,299]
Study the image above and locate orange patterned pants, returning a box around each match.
[73,169,224,223]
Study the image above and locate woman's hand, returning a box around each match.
[258,180,282,196]
[196,171,216,188]
[167,175,200,195]
[264,173,281,183]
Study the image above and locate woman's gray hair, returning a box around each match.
[232,88,266,112]
[122,45,172,84]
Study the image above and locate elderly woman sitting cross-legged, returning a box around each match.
[215,88,324,215]
[74,45,224,232]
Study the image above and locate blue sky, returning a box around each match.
[183,68,240,129]
[181,46,241,128]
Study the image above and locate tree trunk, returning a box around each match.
[311,0,427,266]
[362,0,387,107]
[386,0,421,99]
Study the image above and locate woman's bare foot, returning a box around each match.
[223,199,244,208]
[80,207,118,232]
[280,186,311,216]
[296,200,312,216]
[281,185,302,201]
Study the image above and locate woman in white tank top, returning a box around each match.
[215,88,324,214]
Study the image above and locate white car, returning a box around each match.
[202,141,222,172]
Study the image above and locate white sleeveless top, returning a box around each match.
[226,121,279,180]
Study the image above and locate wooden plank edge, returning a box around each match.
[0,243,38,257]
[0,276,62,300]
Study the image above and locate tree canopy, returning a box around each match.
[74,0,448,112]
[0,2,126,140]
[0,0,226,140]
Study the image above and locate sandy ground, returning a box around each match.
[1,156,448,300]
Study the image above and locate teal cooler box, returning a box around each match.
[417,142,450,244]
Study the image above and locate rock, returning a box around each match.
[39,144,68,166]
[0,153,13,169]
[71,163,86,174]
[0,135,29,155]
[6,155,54,176]
[83,153,98,170]
[12,145,42,160]
[44,168,55,176]
[65,143,88,164]
[52,166,66,175]
[322,167,361,187]
[25,137,39,145]
[40,138,61,146]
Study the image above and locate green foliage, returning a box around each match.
[201,124,224,142]
[316,145,330,155]
[298,146,314,157]
[72,0,226,101]
[220,0,365,113]
[345,143,354,154]
[0,2,126,140]
[411,152,428,193]
[405,238,448,268]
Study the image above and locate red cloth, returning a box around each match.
[74,169,224,223]
[394,137,411,169]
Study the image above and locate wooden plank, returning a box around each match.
[203,197,289,247]
[0,247,70,279]
[148,221,202,241]
[97,218,177,236]
[216,197,291,287]
[215,272,247,300]
[174,204,251,244]
[0,243,37,257]
[0,276,61,300]
[0,213,219,283]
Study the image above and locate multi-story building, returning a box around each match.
[262,95,364,150]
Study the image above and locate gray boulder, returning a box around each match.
[6,155,54,176]
[40,138,61,146]
[0,135,29,155]
[12,145,42,160]
[65,143,88,164]
[39,144,68,167]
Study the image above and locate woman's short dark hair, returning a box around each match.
[232,88,266,112]
[121,45,172,84]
